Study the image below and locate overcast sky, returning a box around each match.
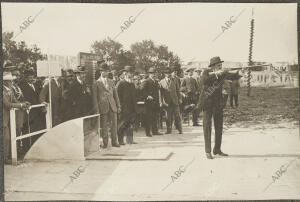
[1,2,298,63]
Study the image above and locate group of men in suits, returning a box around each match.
[2,61,92,163]
[3,55,241,162]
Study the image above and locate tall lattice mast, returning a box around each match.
[247,8,255,96]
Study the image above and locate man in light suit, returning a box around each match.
[3,72,30,163]
[92,63,121,148]
[160,68,182,134]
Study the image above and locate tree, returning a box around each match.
[130,40,158,73]
[130,40,182,73]
[91,37,123,66]
[2,32,47,71]
[115,50,136,71]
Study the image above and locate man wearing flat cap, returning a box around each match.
[92,63,121,148]
[198,56,239,159]
[160,68,183,134]
[116,65,137,145]
[140,67,163,137]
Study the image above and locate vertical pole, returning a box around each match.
[248,8,255,96]
[45,104,51,129]
[47,57,53,128]
[10,109,17,165]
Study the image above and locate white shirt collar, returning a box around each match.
[4,85,10,91]
[77,77,82,84]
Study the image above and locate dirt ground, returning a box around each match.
[223,87,299,127]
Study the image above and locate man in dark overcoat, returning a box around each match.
[198,56,239,159]
[116,66,137,145]
[140,67,163,137]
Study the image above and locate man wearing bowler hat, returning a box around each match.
[160,68,182,134]
[92,63,121,148]
[140,67,163,137]
[198,56,238,159]
[73,65,92,118]
[116,65,137,145]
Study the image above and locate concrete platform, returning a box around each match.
[4,121,300,201]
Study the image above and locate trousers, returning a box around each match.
[203,107,223,153]
[230,94,238,107]
[100,107,118,146]
[144,104,159,135]
[166,102,182,133]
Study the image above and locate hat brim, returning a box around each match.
[3,76,16,80]
[209,60,224,67]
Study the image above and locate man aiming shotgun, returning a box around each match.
[198,56,269,159]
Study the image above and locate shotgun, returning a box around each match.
[208,64,270,75]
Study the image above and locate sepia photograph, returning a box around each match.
[1,1,299,201]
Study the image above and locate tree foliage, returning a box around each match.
[91,38,181,73]
[2,31,47,71]
[130,40,181,73]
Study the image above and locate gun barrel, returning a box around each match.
[228,64,270,70]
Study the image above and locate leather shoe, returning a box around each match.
[112,144,120,147]
[206,153,213,159]
[153,132,163,136]
[131,141,138,144]
[213,151,228,156]
[119,142,125,146]
[193,123,201,126]
[146,134,152,137]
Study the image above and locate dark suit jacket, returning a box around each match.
[159,77,180,106]
[140,78,160,109]
[117,80,137,115]
[73,79,92,117]
[19,81,40,105]
[92,78,120,114]
[198,69,238,111]
[19,80,46,132]
[180,76,198,95]
[61,81,78,122]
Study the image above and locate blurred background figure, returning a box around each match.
[230,75,241,108]
[222,80,232,108]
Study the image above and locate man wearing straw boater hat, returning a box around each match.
[116,65,138,145]
[3,71,30,164]
[198,56,239,159]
